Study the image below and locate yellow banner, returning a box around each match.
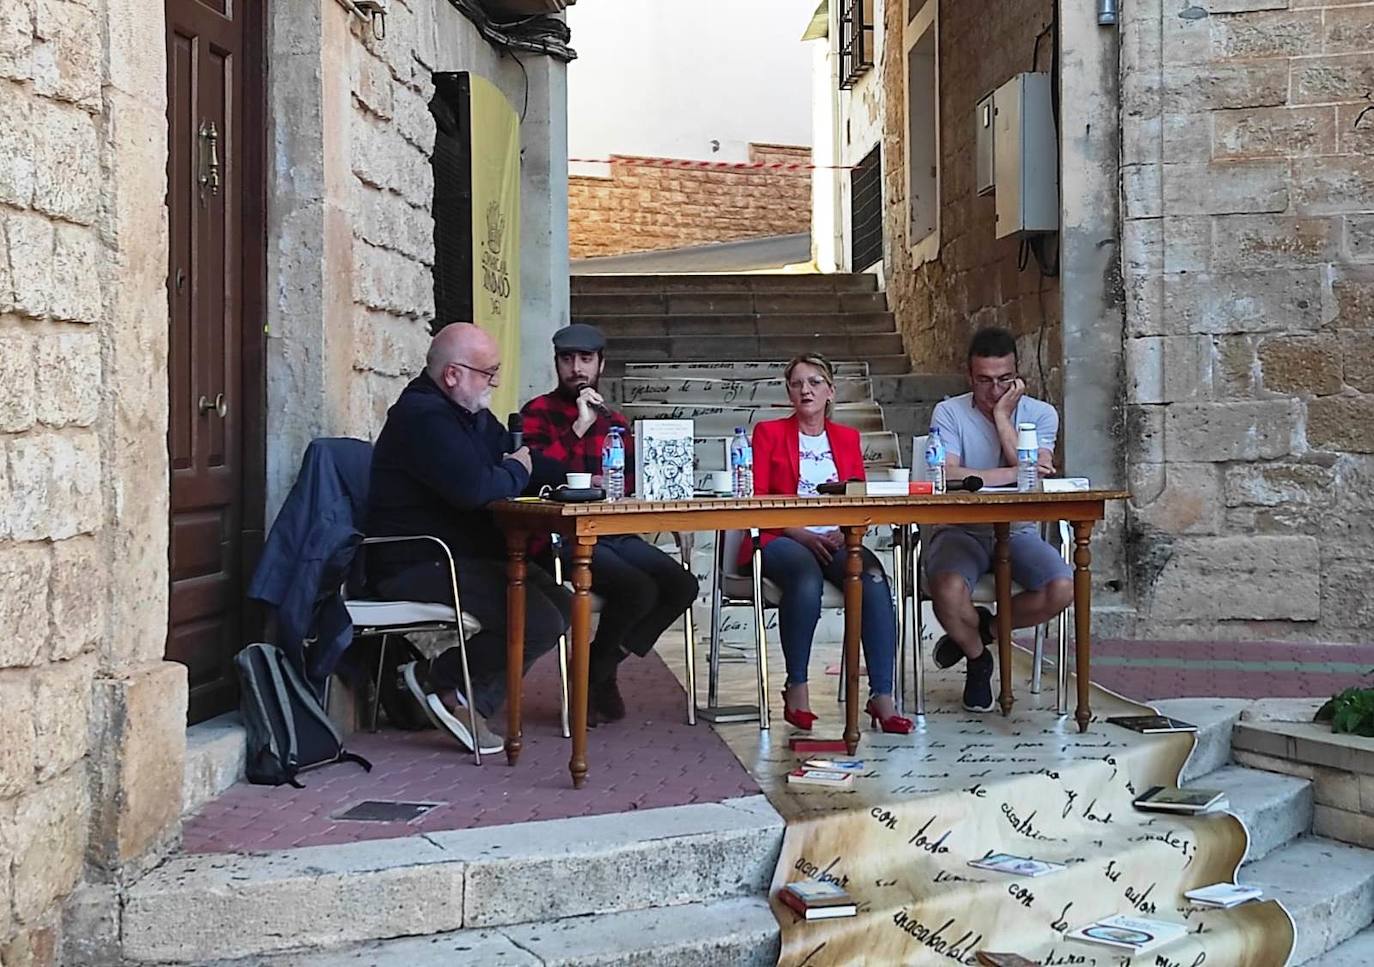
[468,74,521,419]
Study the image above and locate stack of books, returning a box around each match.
[778,879,857,920]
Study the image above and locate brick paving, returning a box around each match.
[181,649,758,854]
[183,635,1374,855]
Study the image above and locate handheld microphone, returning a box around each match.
[951,475,984,493]
[508,412,523,449]
[591,400,613,418]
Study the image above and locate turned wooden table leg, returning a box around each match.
[569,536,596,788]
[1073,520,1094,734]
[504,528,529,765]
[994,522,1014,716]
[843,525,864,755]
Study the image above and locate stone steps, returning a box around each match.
[1247,836,1374,965]
[1205,764,1314,863]
[121,797,783,964]
[1317,924,1374,966]
[573,292,889,316]
[587,311,898,338]
[604,333,907,367]
[623,360,871,379]
[212,895,779,967]
[612,374,877,406]
[572,272,877,294]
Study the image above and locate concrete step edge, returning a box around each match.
[1193,763,1313,863]
[205,894,781,967]
[1244,835,1374,965]
[182,713,247,818]
[1304,923,1374,966]
[1151,698,1248,782]
[122,796,784,963]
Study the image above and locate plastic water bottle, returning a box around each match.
[601,427,625,501]
[924,428,947,495]
[1016,422,1039,493]
[730,427,753,498]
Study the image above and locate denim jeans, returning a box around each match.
[757,536,897,696]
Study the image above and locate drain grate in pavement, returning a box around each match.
[334,800,443,823]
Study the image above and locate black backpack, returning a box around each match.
[234,642,372,787]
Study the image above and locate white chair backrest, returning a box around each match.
[912,434,928,481]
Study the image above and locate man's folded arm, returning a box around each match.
[406,409,530,509]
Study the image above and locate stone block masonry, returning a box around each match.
[569,144,812,259]
[1120,0,1374,641]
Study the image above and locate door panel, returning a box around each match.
[166,0,262,723]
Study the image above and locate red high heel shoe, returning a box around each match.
[782,692,819,731]
[866,699,914,734]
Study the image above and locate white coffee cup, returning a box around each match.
[566,472,593,489]
[709,470,732,493]
[886,467,911,483]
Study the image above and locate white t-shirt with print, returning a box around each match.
[797,431,839,534]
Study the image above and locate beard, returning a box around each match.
[557,374,598,400]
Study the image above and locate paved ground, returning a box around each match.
[181,649,758,854]
[182,635,1372,855]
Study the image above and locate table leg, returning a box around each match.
[504,528,529,765]
[569,536,596,788]
[842,526,864,756]
[1073,520,1094,733]
[993,522,1014,716]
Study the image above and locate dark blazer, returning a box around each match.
[247,437,372,683]
[367,372,561,576]
[739,414,867,570]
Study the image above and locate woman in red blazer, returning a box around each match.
[740,354,912,734]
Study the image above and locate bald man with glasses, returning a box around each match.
[924,326,1073,714]
[367,322,568,754]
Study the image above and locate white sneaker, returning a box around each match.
[425,692,506,755]
[401,661,446,732]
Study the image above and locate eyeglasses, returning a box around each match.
[787,376,830,391]
[451,361,501,385]
[972,374,1019,389]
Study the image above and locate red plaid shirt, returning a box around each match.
[520,391,635,495]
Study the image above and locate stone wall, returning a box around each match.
[881,0,1063,403]
[1,0,183,960]
[267,0,567,512]
[568,144,812,259]
[1121,0,1374,640]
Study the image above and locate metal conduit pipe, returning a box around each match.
[1097,0,1119,26]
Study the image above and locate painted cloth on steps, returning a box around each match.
[737,653,1296,965]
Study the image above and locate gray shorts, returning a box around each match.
[924,526,1072,594]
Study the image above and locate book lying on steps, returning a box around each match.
[1106,714,1198,734]
[1132,785,1228,814]
[787,767,854,789]
[788,737,850,753]
[1185,883,1264,908]
[975,954,1039,967]
[803,758,865,773]
[967,852,1066,877]
[778,879,857,920]
[1064,913,1188,954]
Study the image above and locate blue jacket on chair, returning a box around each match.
[248,437,372,684]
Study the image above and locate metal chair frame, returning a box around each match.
[549,531,698,737]
[347,534,485,764]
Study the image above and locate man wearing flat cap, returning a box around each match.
[520,323,699,724]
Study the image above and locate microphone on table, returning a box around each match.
[508,412,524,449]
[950,475,984,493]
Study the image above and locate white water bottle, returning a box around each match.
[730,427,753,498]
[924,428,947,495]
[1016,422,1039,493]
[601,427,625,500]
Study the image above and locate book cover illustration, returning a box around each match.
[633,419,695,501]
[1065,913,1187,953]
[1106,715,1197,734]
[967,852,1066,878]
[1133,785,1226,812]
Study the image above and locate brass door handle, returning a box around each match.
[198,393,227,417]
[198,120,220,196]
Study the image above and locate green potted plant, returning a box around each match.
[1314,687,1374,738]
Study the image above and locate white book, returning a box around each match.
[787,768,854,788]
[967,852,1066,877]
[633,420,695,501]
[803,758,866,773]
[1185,883,1263,908]
[1065,914,1188,954]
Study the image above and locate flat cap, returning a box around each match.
[551,323,606,354]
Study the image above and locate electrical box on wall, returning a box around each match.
[992,72,1057,239]
[975,93,995,197]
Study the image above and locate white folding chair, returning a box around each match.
[345,534,487,764]
[694,529,904,729]
[548,532,697,736]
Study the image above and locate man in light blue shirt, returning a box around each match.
[926,327,1073,713]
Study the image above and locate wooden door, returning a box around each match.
[165,0,265,723]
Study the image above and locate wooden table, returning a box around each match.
[492,490,1127,788]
